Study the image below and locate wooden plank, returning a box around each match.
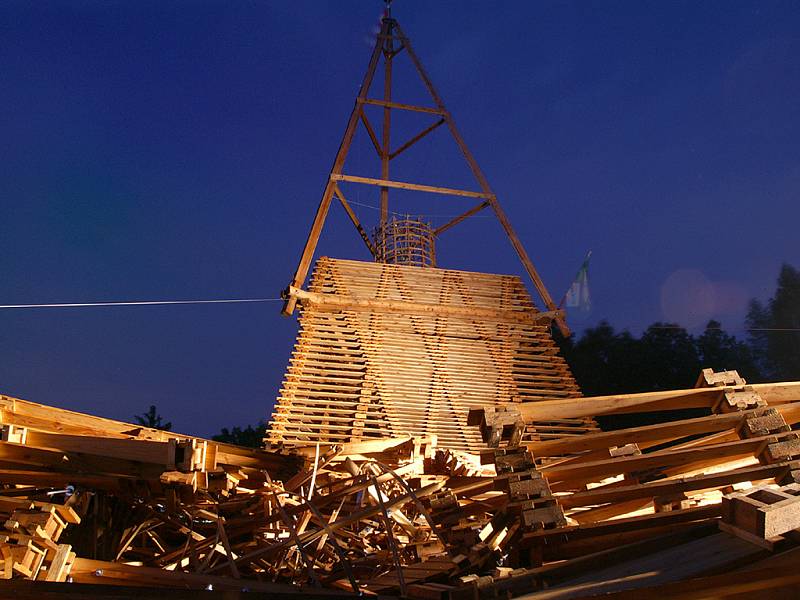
[358,97,445,115]
[23,431,172,466]
[379,35,393,226]
[524,410,754,457]
[289,285,561,324]
[358,109,383,158]
[543,434,797,486]
[389,118,446,160]
[330,174,492,199]
[434,200,491,236]
[508,382,800,422]
[558,462,792,508]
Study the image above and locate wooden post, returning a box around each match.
[380,19,394,227]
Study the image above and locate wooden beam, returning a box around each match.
[22,431,173,466]
[389,118,445,160]
[523,505,720,544]
[562,556,800,599]
[69,558,337,594]
[504,382,800,422]
[527,402,800,458]
[359,109,383,158]
[358,98,445,115]
[380,28,393,226]
[434,200,490,235]
[525,410,751,457]
[559,462,791,508]
[332,184,376,256]
[288,286,562,325]
[0,394,301,477]
[543,433,798,485]
[0,440,165,481]
[330,174,491,199]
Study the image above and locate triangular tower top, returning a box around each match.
[282,10,570,336]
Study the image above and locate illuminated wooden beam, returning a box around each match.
[330,174,492,199]
[500,382,800,422]
[288,285,562,325]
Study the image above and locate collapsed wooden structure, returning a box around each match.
[4,371,800,598]
[4,8,800,600]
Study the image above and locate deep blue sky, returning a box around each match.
[2,1,798,436]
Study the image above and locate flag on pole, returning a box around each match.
[562,251,592,313]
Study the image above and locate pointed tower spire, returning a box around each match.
[281,13,569,336]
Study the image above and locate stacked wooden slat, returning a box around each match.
[267,257,595,452]
[3,371,800,597]
[0,394,301,491]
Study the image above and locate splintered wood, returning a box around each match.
[3,367,800,597]
[268,258,595,452]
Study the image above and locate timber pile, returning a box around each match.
[6,8,798,597]
[268,258,597,452]
[4,369,800,598]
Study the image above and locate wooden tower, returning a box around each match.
[267,9,594,452]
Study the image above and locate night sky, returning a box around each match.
[2,1,799,436]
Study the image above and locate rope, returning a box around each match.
[2,300,799,332]
[0,298,283,310]
[646,325,800,332]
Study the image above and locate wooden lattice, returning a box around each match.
[268,257,595,452]
[374,217,436,267]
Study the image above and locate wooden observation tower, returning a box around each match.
[267,8,594,452]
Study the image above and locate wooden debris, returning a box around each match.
[6,9,800,599]
[722,483,800,539]
[3,366,800,599]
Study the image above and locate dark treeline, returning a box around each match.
[746,264,800,382]
[554,319,760,396]
[212,422,267,447]
[555,263,800,396]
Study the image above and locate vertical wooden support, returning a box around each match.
[380,20,394,227]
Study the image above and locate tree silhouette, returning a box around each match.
[134,405,172,431]
[747,263,800,381]
[556,321,640,396]
[697,320,761,383]
[212,421,267,448]
[638,323,701,391]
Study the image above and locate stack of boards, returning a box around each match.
[4,373,800,598]
[267,257,596,451]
